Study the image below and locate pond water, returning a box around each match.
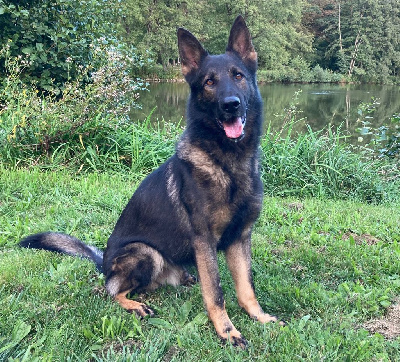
[131,82,400,142]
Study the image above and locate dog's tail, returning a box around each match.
[19,232,103,272]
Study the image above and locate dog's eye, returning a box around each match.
[205,79,214,86]
[235,73,244,80]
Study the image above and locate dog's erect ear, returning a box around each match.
[177,28,208,78]
[226,15,257,70]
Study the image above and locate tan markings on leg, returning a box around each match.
[194,240,247,348]
[225,238,283,325]
[115,292,154,318]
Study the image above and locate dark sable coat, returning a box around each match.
[20,16,283,348]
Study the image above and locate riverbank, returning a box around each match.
[2,114,398,202]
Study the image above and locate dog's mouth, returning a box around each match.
[218,116,246,139]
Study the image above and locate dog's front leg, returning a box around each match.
[194,239,248,348]
[225,233,285,325]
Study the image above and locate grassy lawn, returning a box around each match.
[1,168,399,361]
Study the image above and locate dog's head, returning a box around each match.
[177,16,260,141]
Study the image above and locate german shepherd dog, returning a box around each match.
[20,16,283,348]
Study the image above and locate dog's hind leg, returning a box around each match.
[105,243,164,317]
[105,242,191,317]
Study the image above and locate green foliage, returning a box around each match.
[1,0,400,84]
[118,0,400,83]
[0,48,155,175]
[306,0,400,83]
[0,0,117,91]
[117,0,313,78]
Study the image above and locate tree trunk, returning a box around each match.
[348,31,362,77]
[338,2,343,52]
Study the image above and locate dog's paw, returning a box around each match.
[183,274,197,286]
[256,313,286,326]
[220,328,248,349]
[127,303,155,318]
[181,271,197,286]
[230,334,248,349]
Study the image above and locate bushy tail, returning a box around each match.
[19,232,103,272]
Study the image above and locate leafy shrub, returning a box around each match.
[0,45,157,174]
[0,0,116,91]
[258,60,344,83]
[309,65,343,83]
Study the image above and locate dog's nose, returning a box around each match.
[223,96,241,113]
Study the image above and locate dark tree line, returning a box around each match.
[304,0,400,82]
[1,0,400,87]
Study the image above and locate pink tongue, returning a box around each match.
[223,117,243,138]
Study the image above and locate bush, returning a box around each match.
[0,0,116,91]
[257,60,344,83]
[0,45,155,174]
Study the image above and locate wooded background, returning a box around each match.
[1,0,399,89]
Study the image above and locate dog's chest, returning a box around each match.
[176,140,261,239]
[198,157,258,240]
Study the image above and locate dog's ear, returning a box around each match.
[226,15,257,70]
[177,28,208,78]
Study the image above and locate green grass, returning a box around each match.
[1,169,400,361]
[261,122,399,203]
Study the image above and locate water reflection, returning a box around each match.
[130,82,400,142]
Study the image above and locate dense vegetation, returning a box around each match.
[1,58,399,202]
[1,0,400,87]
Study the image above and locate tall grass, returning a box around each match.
[260,122,393,202]
[0,67,398,202]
